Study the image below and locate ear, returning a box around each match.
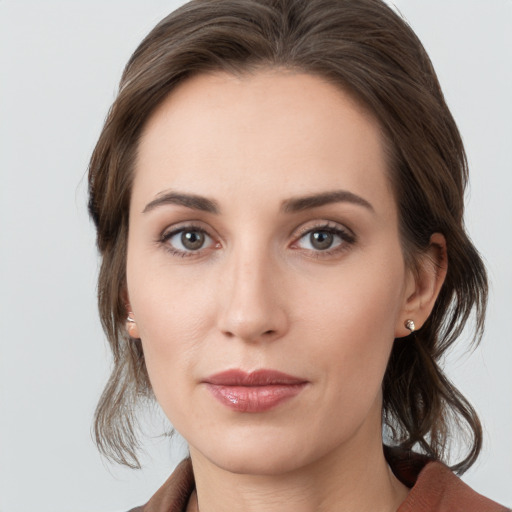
[396,233,447,337]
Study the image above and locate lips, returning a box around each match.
[203,369,308,413]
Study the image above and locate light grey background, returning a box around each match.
[0,1,510,511]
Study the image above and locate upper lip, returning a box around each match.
[203,369,307,386]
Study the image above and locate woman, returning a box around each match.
[88,0,509,510]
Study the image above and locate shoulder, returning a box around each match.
[384,446,509,512]
[398,460,509,512]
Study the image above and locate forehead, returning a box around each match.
[133,69,395,218]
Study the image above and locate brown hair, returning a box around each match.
[88,0,487,472]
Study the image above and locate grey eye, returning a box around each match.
[310,231,334,250]
[165,228,213,253]
[181,230,205,250]
[297,229,343,251]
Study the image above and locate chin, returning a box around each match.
[189,424,340,477]
[209,447,311,476]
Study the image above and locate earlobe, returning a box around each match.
[396,233,447,337]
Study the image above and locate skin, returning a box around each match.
[126,70,447,512]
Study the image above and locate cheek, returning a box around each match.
[126,254,217,397]
[295,253,406,393]
[296,249,406,339]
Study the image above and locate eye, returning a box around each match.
[306,231,338,250]
[297,230,342,251]
[293,223,355,254]
[161,227,215,255]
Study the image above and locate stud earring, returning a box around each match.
[126,313,139,339]
[404,319,415,333]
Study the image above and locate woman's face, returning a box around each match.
[126,70,416,475]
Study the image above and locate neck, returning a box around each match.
[189,428,408,512]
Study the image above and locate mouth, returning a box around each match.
[202,369,308,413]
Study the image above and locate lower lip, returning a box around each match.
[205,383,306,412]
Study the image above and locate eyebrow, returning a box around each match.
[142,189,373,215]
[142,191,220,214]
[282,190,374,213]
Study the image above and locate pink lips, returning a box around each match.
[203,369,307,413]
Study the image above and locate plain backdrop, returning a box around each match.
[0,1,511,511]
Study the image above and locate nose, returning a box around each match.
[216,249,289,343]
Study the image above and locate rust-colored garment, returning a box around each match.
[129,451,509,512]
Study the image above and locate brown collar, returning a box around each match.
[138,448,508,512]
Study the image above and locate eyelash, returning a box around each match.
[159,224,215,258]
[158,221,356,259]
[292,222,356,258]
